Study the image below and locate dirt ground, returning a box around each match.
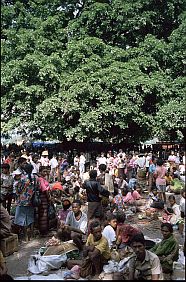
[6,192,185,280]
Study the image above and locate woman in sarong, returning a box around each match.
[38,166,51,236]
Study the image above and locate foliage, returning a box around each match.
[1,0,185,143]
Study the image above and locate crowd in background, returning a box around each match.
[0,144,185,280]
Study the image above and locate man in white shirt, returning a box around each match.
[97,152,107,167]
[79,152,86,179]
[136,153,146,169]
[49,155,58,182]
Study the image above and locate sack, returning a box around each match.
[28,254,67,274]
[80,257,93,278]
[150,201,164,209]
[48,204,56,220]
[31,176,41,207]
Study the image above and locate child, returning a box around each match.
[102,213,117,249]
[128,173,137,190]
[148,186,164,209]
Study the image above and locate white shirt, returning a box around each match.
[145,156,151,168]
[136,156,146,168]
[79,155,86,164]
[30,160,40,174]
[102,225,116,249]
[98,156,107,166]
[180,197,185,214]
[49,157,58,169]
[65,211,87,234]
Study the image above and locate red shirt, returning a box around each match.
[117,223,141,244]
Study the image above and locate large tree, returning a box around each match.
[1,0,185,143]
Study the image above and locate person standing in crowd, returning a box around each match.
[73,154,80,168]
[30,153,40,176]
[128,233,163,280]
[82,170,110,221]
[97,152,107,167]
[57,154,63,182]
[13,166,35,242]
[79,152,86,179]
[126,153,134,181]
[1,163,14,214]
[154,158,167,203]
[148,156,157,192]
[49,154,58,182]
[37,166,51,237]
[3,153,16,173]
[117,155,125,178]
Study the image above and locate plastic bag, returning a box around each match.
[28,254,67,274]
[103,260,118,273]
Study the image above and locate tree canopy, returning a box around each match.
[1,0,186,143]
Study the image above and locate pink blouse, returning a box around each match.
[38,177,50,192]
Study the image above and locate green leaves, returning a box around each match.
[1,0,185,142]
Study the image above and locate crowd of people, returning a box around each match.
[0,146,185,280]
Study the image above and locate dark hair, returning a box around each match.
[99,164,107,172]
[1,163,10,169]
[74,186,80,193]
[89,170,97,179]
[39,166,48,173]
[168,195,176,201]
[62,199,71,210]
[130,233,145,246]
[32,153,39,160]
[161,222,173,233]
[17,157,27,165]
[72,199,81,206]
[106,213,117,222]
[24,163,33,175]
[156,158,164,166]
[89,220,101,233]
[116,211,126,223]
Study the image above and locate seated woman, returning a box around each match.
[148,186,164,209]
[150,222,179,279]
[57,198,71,222]
[102,213,117,249]
[82,220,111,276]
[116,211,142,248]
[163,195,181,226]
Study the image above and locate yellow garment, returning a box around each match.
[86,234,111,260]
[0,250,5,264]
[165,175,172,185]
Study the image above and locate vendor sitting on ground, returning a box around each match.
[163,195,181,226]
[58,200,87,251]
[148,186,164,209]
[128,233,164,280]
[150,222,179,279]
[83,219,111,275]
[116,210,142,248]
